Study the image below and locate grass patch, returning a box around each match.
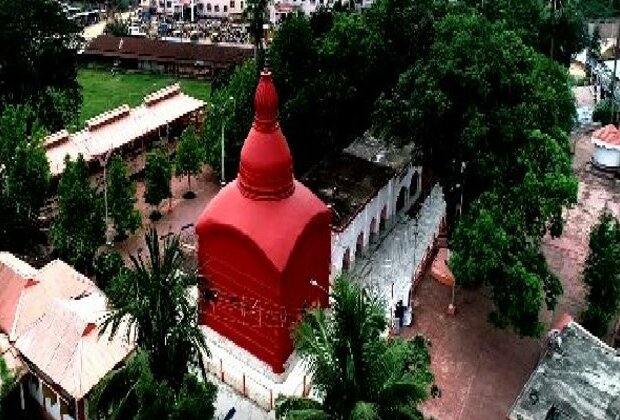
[77,67,211,128]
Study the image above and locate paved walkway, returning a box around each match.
[411,275,542,420]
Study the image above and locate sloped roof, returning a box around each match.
[16,293,135,400]
[592,124,620,149]
[0,253,36,339]
[12,260,97,341]
[83,35,253,65]
[509,322,620,420]
[44,83,204,177]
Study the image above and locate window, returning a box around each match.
[241,1,244,7]
[166,1,171,7]
[230,0,235,7]
[206,3,211,10]
[224,5,228,12]
[214,4,219,11]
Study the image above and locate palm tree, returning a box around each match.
[276,275,434,420]
[90,228,216,419]
[102,227,208,387]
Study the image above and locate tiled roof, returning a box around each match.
[16,293,135,400]
[83,35,253,66]
[592,124,620,146]
[0,253,35,339]
[44,83,205,177]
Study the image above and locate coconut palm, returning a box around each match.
[276,275,434,420]
[90,228,216,419]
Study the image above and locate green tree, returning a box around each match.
[108,156,141,238]
[104,18,130,37]
[0,0,83,131]
[375,11,578,336]
[244,0,268,69]
[175,126,203,199]
[102,228,209,388]
[89,351,217,420]
[276,276,434,420]
[581,210,620,338]
[0,105,50,252]
[592,99,613,125]
[94,250,127,292]
[51,154,105,273]
[144,149,172,220]
[202,60,257,181]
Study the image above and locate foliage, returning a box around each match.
[581,210,620,338]
[51,154,105,273]
[144,149,172,209]
[89,352,217,420]
[592,99,613,125]
[175,126,203,194]
[0,357,18,420]
[465,0,587,66]
[105,19,130,37]
[0,105,50,252]
[244,0,268,68]
[588,26,601,63]
[0,0,83,131]
[202,59,257,180]
[579,0,620,18]
[375,11,578,336]
[108,156,141,236]
[277,276,433,420]
[94,250,126,292]
[102,228,208,388]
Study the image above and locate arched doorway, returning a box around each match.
[369,217,378,244]
[356,231,364,256]
[396,187,407,212]
[410,172,419,201]
[380,206,388,231]
[342,248,351,272]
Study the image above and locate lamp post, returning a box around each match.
[220,96,235,186]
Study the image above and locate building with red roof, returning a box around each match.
[196,70,331,375]
[592,123,620,169]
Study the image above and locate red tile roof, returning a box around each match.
[83,35,253,66]
[0,253,36,339]
[592,124,620,146]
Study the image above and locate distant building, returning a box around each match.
[508,315,620,420]
[82,35,253,78]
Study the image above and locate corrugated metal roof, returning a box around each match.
[16,294,135,400]
[44,83,205,177]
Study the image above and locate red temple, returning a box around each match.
[196,70,332,374]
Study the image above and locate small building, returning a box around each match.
[196,70,332,376]
[508,317,620,420]
[81,35,253,78]
[591,123,620,170]
[0,253,135,420]
[44,83,204,180]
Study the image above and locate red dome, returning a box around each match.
[238,70,295,200]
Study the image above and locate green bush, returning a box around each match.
[592,99,613,125]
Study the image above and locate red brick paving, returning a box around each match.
[408,276,541,420]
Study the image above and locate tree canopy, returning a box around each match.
[0,105,50,252]
[0,0,83,131]
[108,156,141,238]
[175,125,203,197]
[277,276,433,420]
[51,154,105,273]
[144,149,172,214]
[581,210,620,338]
[374,10,577,336]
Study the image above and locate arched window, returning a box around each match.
[223,4,228,12]
[206,3,212,11]
[410,171,419,201]
[342,248,351,272]
[214,4,219,12]
[356,232,364,255]
[396,187,407,212]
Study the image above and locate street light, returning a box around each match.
[220,96,235,186]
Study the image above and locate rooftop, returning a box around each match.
[343,131,416,174]
[301,153,395,231]
[508,321,620,420]
[44,83,204,177]
[83,35,253,66]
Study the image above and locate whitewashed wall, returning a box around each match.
[593,144,620,168]
[330,164,421,280]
